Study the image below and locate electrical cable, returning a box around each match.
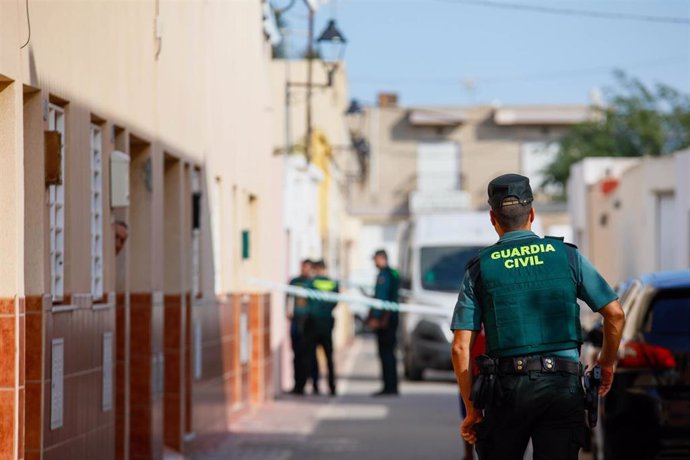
[434,0,690,26]
[20,0,31,49]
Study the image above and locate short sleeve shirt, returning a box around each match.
[450,230,618,359]
[289,276,311,316]
[370,267,400,319]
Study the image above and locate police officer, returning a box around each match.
[288,259,319,395]
[302,260,339,396]
[368,249,401,396]
[451,174,625,460]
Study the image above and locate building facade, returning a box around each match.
[1,1,285,459]
[346,95,591,282]
[568,151,690,286]
[271,60,358,386]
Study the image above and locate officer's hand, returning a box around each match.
[460,412,483,444]
[597,363,614,396]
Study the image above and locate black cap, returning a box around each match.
[373,249,388,259]
[487,174,534,209]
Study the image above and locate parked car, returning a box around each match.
[582,270,690,460]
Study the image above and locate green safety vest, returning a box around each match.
[478,236,582,358]
[308,277,339,319]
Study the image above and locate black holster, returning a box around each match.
[470,355,502,410]
[583,365,601,428]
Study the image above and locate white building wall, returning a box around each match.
[567,157,640,258]
[349,223,402,288]
[577,153,688,285]
[675,149,690,270]
[284,155,323,276]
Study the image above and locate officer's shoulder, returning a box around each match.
[545,235,578,250]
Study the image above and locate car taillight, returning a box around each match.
[618,341,677,369]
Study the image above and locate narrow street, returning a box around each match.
[191,337,467,460]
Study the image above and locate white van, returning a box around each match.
[398,211,543,380]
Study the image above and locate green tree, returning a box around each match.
[543,71,690,191]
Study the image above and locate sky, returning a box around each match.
[280,0,690,107]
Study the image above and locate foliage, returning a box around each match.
[272,11,288,59]
[543,71,690,190]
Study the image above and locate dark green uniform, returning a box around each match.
[452,230,617,460]
[300,276,339,395]
[288,276,318,393]
[371,266,400,394]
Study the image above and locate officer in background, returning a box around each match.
[288,259,319,395]
[303,260,339,396]
[368,250,401,396]
[451,174,625,460]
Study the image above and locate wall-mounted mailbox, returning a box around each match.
[110,150,130,207]
[45,131,62,185]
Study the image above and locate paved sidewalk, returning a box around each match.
[190,336,466,460]
[189,336,592,460]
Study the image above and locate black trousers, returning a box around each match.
[475,372,585,460]
[291,319,318,391]
[303,330,336,393]
[376,326,398,392]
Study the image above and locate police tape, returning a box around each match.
[246,278,450,318]
[334,279,414,300]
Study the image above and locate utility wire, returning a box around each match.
[434,0,690,25]
[20,0,31,49]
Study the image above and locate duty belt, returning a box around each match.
[471,355,583,410]
[496,356,582,376]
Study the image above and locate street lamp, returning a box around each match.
[277,0,348,162]
[302,15,347,161]
[344,98,369,181]
[316,19,347,86]
[345,98,365,134]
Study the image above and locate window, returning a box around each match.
[191,168,201,298]
[644,288,690,349]
[48,104,66,301]
[657,193,676,271]
[520,142,560,195]
[242,230,250,260]
[419,246,482,293]
[416,142,461,192]
[210,177,222,295]
[90,124,104,299]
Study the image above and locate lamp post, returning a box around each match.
[345,98,370,181]
[304,15,346,162]
[280,0,347,162]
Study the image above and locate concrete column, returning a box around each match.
[162,155,187,452]
[0,76,25,460]
[128,137,164,460]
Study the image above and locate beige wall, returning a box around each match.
[348,105,575,220]
[271,60,358,353]
[0,78,24,298]
[585,155,683,286]
[1,1,286,457]
[1,0,284,299]
[272,60,350,154]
